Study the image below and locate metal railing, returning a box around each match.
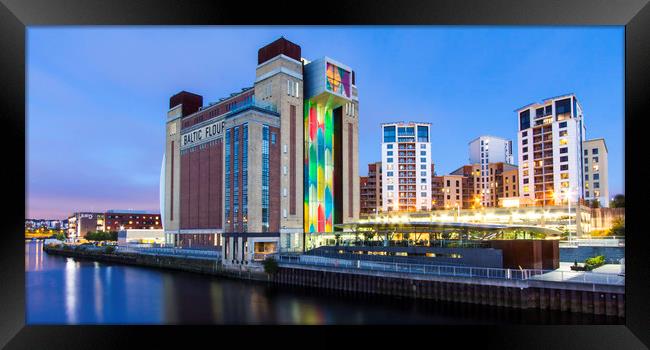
[118,245,220,259]
[559,238,625,247]
[529,270,624,285]
[278,254,546,281]
[277,255,624,286]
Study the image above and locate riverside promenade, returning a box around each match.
[43,244,625,318]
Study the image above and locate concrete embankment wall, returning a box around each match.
[44,247,624,317]
[43,246,268,281]
[271,267,624,317]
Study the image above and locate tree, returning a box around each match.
[262,257,279,275]
[590,199,600,209]
[609,218,625,237]
[333,232,342,246]
[54,232,66,241]
[610,194,625,208]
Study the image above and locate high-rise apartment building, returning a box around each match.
[583,138,609,207]
[381,122,432,212]
[468,136,513,165]
[162,37,359,263]
[360,161,382,214]
[516,94,586,206]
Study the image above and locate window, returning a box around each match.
[559,130,568,137]
[559,121,567,128]
[561,181,569,188]
[421,171,427,176]
[593,173,600,180]
[523,185,529,193]
[456,180,460,187]
[387,171,393,177]
[520,110,530,130]
[421,185,427,190]
[585,191,590,197]
[421,178,426,183]
[560,155,568,162]
[592,156,599,163]
[387,158,393,163]
[523,155,528,161]
[420,144,426,149]
[560,147,568,154]
[446,180,450,186]
[523,170,529,176]
[420,157,426,163]
[523,139,528,145]
[522,131,528,137]
[420,164,426,169]
[561,173,569,179]
[271,132,276,144]
[383,126,396,142]
[420,151,426,156]
[584,149,588,156]
[523,147,528,153]
[592,148,599,155]
[421,192,427,197]
[523,178,529,184]
[594,182,600,189]
[560,164,568,171]
[555,98,571,120]
[387,144,393,149]
[387,185,394,191]
[585,174,589,180]
[417,125,429,142]
[387,151,393,156]
[559,139,568,145]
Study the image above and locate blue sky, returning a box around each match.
[27,26,624,219]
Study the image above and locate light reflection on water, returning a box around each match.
[25,241,622,325]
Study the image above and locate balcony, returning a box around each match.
[230,97,278,115]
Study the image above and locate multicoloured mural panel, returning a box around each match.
[326,63,351,98]
[304,99,335,233]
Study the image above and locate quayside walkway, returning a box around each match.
[277,254,624,288]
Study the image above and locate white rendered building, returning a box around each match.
[468,135,513,165]
[516,94,586,207]
[583,138,609,207]
[381,122,432,212]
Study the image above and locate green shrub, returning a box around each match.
[584,255,606,271]
[262,257,279,275]
[104,246,116,254]
[609,219,625,237]
[85,231,118,241]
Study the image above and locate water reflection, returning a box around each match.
[26,241,623,325]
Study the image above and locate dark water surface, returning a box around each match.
[26,241,622,324]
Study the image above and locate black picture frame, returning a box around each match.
[1,0,648,348]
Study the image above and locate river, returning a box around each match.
[25,241,622,324]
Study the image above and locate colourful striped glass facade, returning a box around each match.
[304,98,335,233]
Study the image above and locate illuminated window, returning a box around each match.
[561,173,569,179]
[559,139,568,145]
[561,182,569,188]
[523,185,529,193]
[593,164,599,172]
